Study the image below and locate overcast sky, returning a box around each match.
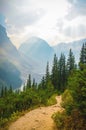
[0,0,86,48]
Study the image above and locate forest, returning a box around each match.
[0,43,86,130]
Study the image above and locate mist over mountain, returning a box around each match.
[0,24,22,89]
[19,37,54,70]
[19,36,86,66]
[0,24,86,90]
[53,39,86,62]
[0,25,42,89]
[0,25,21,62]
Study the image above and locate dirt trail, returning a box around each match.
[9,96,62,130]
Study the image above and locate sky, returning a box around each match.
[0,0,86,48]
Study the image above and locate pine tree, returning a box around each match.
[67,49,75,75]
[79,43,86,70]
[1,86,4,97]
[4,86,7,96]
[41,76,46,89]
[26,74,31,88]
[80,43,85,64]
[45,62,50,85]
[9,85,13,94]
[51,54,58,89]
[58,53,66,91]
[32,78,36,89]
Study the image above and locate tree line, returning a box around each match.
[0,43,86,129]
[52,43,86,130]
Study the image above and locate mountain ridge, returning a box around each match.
[0,24,86,89]
[52,38,86,62]
[0,25,43,89]
[19,36,54,73]
[0,24,22,89]
[19,36,54,62]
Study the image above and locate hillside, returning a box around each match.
[0,24,22,89]
[0,25,43,89]
[0,23,86,89]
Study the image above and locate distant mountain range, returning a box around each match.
[0,24,86,89]
[19,37,54,72]
[53,39,86,62]
[0,25,42,89]
[19,37,54,62]
[0,24,22,89]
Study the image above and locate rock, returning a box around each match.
[31,127,36,130]
[42,112,46,115]
[35,119,39,122]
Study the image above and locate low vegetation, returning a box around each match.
[52,43,86,130]
[0,43,86,130]
[0,87,57,129]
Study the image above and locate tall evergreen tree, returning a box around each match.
[80,43,85,64]
[4,86,7,96]
[67,49,75,75]
[32,78,36,89]
[79,43,86,70]
[9,85,13,94]
[51,54,58,89]
[45,62,50,85]
[41,76,46,89]
[80,43,86,64]
[58,53,66,91]
[1,86,4,97]
[26,74,31,88]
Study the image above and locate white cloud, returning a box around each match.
[0,0,45,28]
[66,0,86,20]
[63,24,86,38]
[0,0,86,48]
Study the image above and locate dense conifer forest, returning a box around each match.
[0,43,86,130]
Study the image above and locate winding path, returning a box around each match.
[9,96,62,130]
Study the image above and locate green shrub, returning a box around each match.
[52,111,66,130]
[46,94,57,106]
[64,109,86,130]
[61,89,74,115]
[9,111,20,121]
[0,118,8,128]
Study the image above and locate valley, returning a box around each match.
[0,24,86,90]
[0,24,86,130]
[0,0,86,129]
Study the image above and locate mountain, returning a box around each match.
[0,24,22,89]
[0,25,42,89]
[19,37,86,73]
[1,24,85,89]
[19,37,54,72]
[53,39,86,62]
[0,61,22,89]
